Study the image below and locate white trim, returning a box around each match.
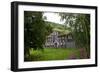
[18,5,96,69]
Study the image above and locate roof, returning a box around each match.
[53,28,71,36]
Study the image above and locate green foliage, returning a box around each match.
[45,21,72,36]
[24,11,53,55]
[74,14,90,58]
[28,49,43,61]
[45,23,53,36]
[46,21,65,30]
[59,13,90,58]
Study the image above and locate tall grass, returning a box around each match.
[25,48,86,61]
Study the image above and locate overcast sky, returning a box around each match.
[43,12,65,24]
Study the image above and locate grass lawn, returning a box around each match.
[25,48,83,61]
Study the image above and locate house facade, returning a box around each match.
[45,31,76,48]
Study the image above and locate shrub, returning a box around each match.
[28,49,43,61]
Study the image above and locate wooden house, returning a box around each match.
[45,28,76,48]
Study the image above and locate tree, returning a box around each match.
[24,11,52,56]
[24,11,45,54]
[59,13,90,58]
[74,14,90,58]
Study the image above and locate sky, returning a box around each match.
[43,12,65,24]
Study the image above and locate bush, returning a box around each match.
[28,49,43,61]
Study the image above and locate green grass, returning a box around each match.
[25,48,83,61]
